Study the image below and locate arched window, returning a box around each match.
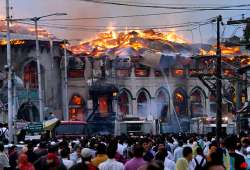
[156,88,170,122]
[69,95,85,121]
[173,88,188,116]
[190,89,205,117]
[137,90,149,116]
[17,102,39,122]
[118,90,132,116]
[23,61,38,89]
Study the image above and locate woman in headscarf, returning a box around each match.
[18,153,35,170]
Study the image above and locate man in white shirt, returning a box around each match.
[61,148,74,169]
[164,151,176,170]
[174,141,184,162]
[99,141,124,170]
[191,147,206,170]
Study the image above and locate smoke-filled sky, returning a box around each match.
[0,0,250,43]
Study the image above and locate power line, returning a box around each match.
[81,1,250,10]
[38,9,250,22]
[16,20,212,33]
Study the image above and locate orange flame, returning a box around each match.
[0,39,25,45]
[69,29,189,56]
[200,44,241,56]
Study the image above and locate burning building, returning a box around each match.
[0,18,249,134]
[0,19,64,122]
[66,29,249,134]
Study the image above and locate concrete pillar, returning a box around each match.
[150,68,155,77]
[131,66,135,78]
[132,99,137,117]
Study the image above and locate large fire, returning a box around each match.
[200,44,241,56]
[69,29,189,56]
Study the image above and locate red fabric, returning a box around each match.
[18,154,35,170]
[240,162,248,169]
[47,153,60,167]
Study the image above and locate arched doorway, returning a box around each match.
[155,88,170,122]
[17,102,39,122]
[190,88,205,117]
[69,95,85,121]
[173,88,188,117]
[137,89,150,117]
[23,61,38,89]
[118,89,132,116]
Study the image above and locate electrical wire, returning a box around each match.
[80,1,250,10]
[39,9,250,21]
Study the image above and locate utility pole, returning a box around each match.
[216,15,222,141]
[64,40,69,120]
[6,0,14,143]
[33,18,44,122]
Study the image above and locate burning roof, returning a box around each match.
[69,29,192,58]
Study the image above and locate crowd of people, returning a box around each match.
[0,133,249,170]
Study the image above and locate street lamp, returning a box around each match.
[30,13,67,122]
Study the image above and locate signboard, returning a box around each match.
[27,122,43,133]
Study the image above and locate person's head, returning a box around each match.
[47,153,60,167]
[39,141,47,149]
[143,140,150,151]
[241,138,249,148]
[0,142,4,152]
[133,144,144,158]
[178,140,183,147]
[225,136,237,152]
[146,160,164,170]
[158,144,165,152]
[60,148,70,159]
[18,154,28,165]
[183,146,193,161]
[209,141,218,154]
[76,146,82,157]
[81,148,93,161]
[107,144,117,159]
[96,143,107,155]
[196,147,204,156]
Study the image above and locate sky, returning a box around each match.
[0,0,250,43]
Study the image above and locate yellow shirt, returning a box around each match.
[176,158,189,170]
[91,154,108,167]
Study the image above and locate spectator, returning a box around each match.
[225,136,247,170]
[26,143,37,163]
[9,145,18,170]
[125,144,147,170]
[45,153,67,170]
[191,147,206,170]
[164,151,175,170]
[70,146,82,164]
[18,153,35,170]
[99,141,124,170]
[91,143,108,167]
[176,146,193,170]
[61,148,74,169]
[0,142,10,169]
[70,148,97,170]
[143,140,154,162]
[174,140,184,162]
